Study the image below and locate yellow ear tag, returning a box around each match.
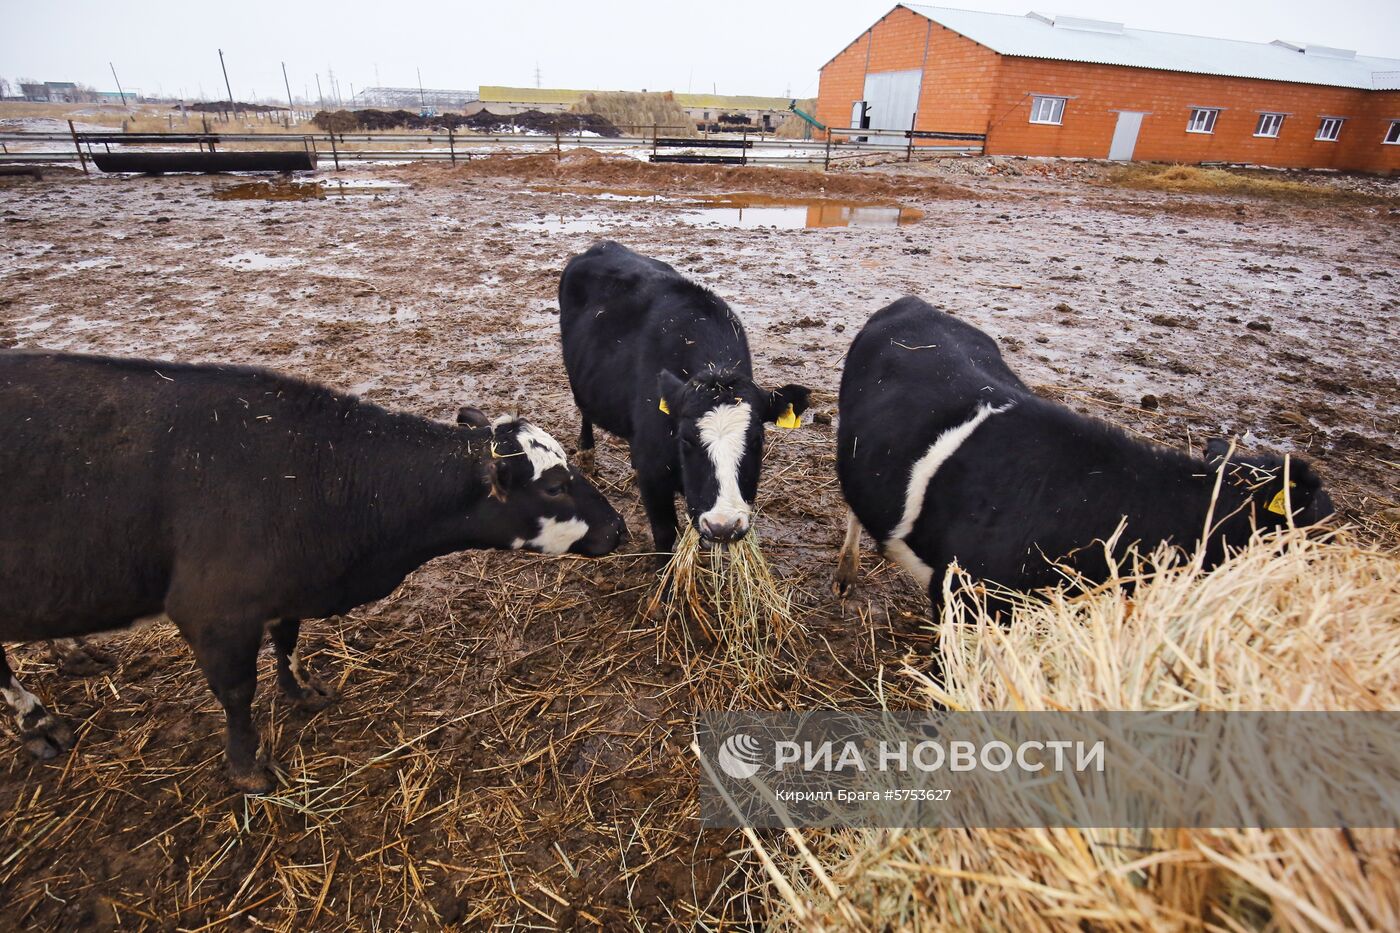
[1266,482,1297,516]
[658,397,671,415]
[775,404,801,430]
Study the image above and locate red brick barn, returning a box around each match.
[817,5,1400,173]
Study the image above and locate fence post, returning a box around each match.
[824,132,831,172]
[67,120,89,175]
[448,127,456,164]
[329,133,340,171]
[651,123,658,160]
[741,128,747,166]
[554,128,561,161]
[906,111,917,162]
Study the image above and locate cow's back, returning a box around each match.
[837,298,1027,540]
[559,241,752,439]
[0,351,386,638]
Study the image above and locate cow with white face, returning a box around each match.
[558,241,810,553]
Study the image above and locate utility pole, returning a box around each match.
[315,73,325,110]
[534,63,542,88]
[417,67,426,110]
[109,62,127,107]
[282,62,294,127]
[218,48,236,121]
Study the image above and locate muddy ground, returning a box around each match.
[0,152,1397,929]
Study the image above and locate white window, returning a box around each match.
[1254,112,1285,138]
[1385,120,1400,144]
[1316,117,1344,141]
[1187,108,1219,134]
[1029,96,1066,125]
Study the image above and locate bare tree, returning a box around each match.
[0,77,10,98]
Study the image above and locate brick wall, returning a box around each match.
[987,57,1400,173]
[816,7,1400,174]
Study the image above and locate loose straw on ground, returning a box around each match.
[749,527,1400,931]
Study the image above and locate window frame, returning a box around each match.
[1385,120,1400,145]
[1254,112,1285,138]
[1315,117,1344,142]
[1187,107,1220,134]
[1029,95,1066,125]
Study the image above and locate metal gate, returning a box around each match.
[862,70,923,145]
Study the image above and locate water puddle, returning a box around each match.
[210,178,407,201]
[525,186,922,230]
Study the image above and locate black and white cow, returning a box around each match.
[835,297,1333,613]
[0,350,625,792]
[558,241,810,552]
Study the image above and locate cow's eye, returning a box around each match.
[680,436,697,450]
[542,480,568,497]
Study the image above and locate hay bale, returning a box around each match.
[752,528,1400,930]
[571,91,695,137]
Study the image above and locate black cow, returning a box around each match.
[0,350,625,792]
[835,297,1332,613]
[558,241,810,552]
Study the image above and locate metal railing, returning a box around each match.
[0,124,985,172]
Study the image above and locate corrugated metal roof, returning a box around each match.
[673,93,791,110]
[899,4,1400,90]
[477,86,586,105]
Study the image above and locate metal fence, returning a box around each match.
[0,124,984,172]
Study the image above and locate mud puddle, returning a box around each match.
[526,186,922,229]
[210,178,407,201]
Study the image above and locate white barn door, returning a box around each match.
[862,70,922,145]
[1108,112,1146,161]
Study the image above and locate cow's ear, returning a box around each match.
[477,456,508,501]
[656,370,685,418]
[1203,438,1233,466]
[457,406,491,428]
[1261,456,1329,521]
[765,384,811,428]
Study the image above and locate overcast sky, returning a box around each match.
[3,0,1397,103]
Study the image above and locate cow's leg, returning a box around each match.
[575,417,596,471]
[269,619,333,710]
[638,473,679,557]
[176,617,272,793]
[834,510,862,596]
[50,637,114,677]
[1,646,74,760]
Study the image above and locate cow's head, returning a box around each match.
[1205,439,1334,529]
[656,367,810,544]
[458,409,626,556]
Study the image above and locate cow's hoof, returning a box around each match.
[288,677,336,712]
[833,570,858,598]
[574,448,596,473]
[57,646,114,678]
[229,765,275,795]
[21,716,75,760]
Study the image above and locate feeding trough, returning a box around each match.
[79,132,318,174]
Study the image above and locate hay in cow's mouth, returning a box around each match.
[645,524,804,696]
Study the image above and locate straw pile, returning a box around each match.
[749,527,1400,930]
[571,91,696,137]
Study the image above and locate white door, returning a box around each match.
[1108,111,1145,161]
[862,70,922,145]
